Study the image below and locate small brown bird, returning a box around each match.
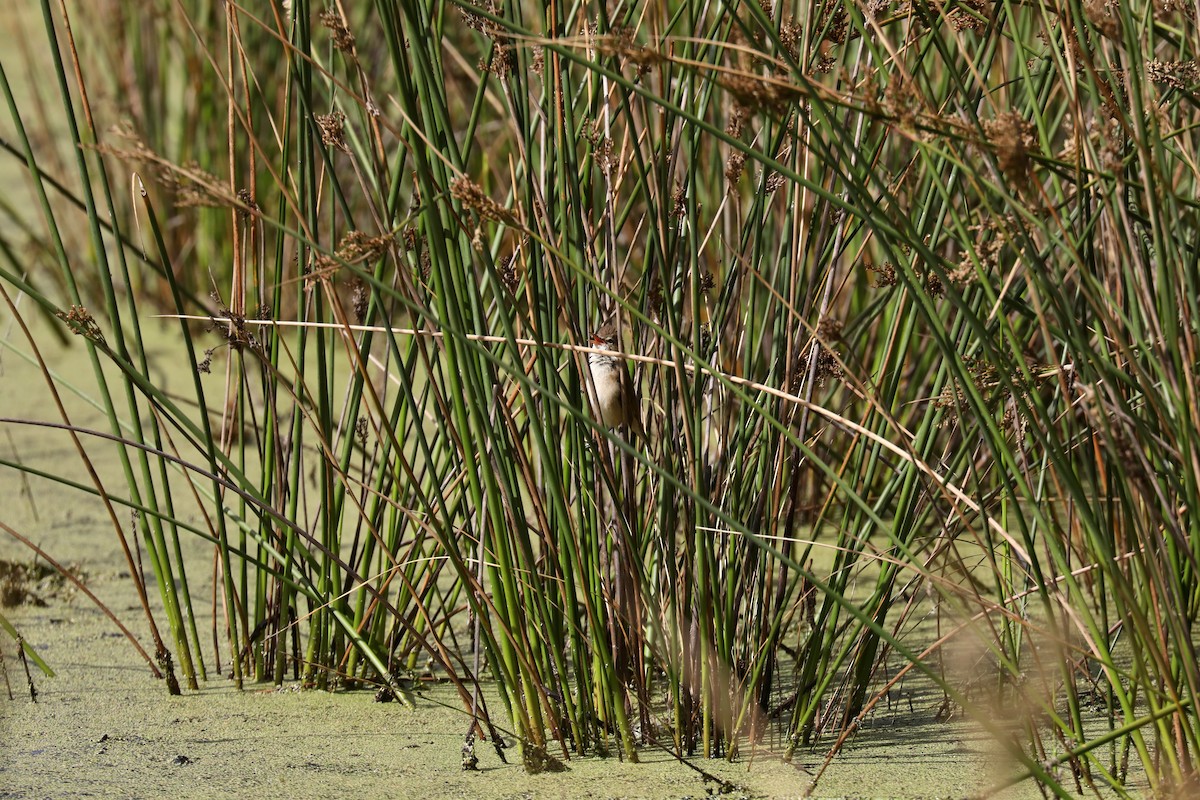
[587,322,646,442]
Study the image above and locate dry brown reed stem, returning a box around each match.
[160,314,1054,564]
[52,0,96,134]
[225,2,245,325]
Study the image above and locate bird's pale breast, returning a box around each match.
[589,358,626,427]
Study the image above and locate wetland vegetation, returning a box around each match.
[2,0,1199,796]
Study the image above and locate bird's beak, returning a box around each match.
[590,333,605,346]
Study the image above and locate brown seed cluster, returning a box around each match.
[461,0,503,35]
[336,230,394,264]
[934,355,1059,436]
[823,7,849,43]
[1060,113,1126,171]
[883,77,921,133]
[351,278,369,322]
[318,7,356,53]
[304,254,341,290]
[196,347,215,374]
[671,183,687,219]
[208,301,262,351]
[946,0,988,31]
[812,6,847,72]
[921,268,945,297]
[934,356,999,416]
[316,111,348,151]
[953,216,1010,285]
[817,317,844,342]
[791,345,844,391]
[402,226,420,251]
[482,45,517,78]
[594,135,616,177]
[462,1,516,78]
[983,112,1037,185]
[450,176,519,226]
[778,19,803,60]
[866,0,893,17]
[724,106,750,188]
[1146,59,1200,91]
[726,105,748,138]
[595,25,664,79]
[866,261,897,288]
[721,75,804,115]
[1083,0,1119,38]
[814,40,838,74]
[1156,0,1196,14]
[497,251,520,293]
[648,277,665,315]
[235,188,259,221]
[56,305,105,344]
[726,149,747,187]
[765,170,787,193]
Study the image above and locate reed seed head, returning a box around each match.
[1147,59,1200,91]
[450,177,519,226]
[318,8,356,53]
[983,112,1037,185]
[316,111,348,151]
[56,305,105,344]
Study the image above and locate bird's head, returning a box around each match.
[590,322,617,350]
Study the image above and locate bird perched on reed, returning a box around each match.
[586,321,647,444]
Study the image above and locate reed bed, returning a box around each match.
[2,0,1199,795]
